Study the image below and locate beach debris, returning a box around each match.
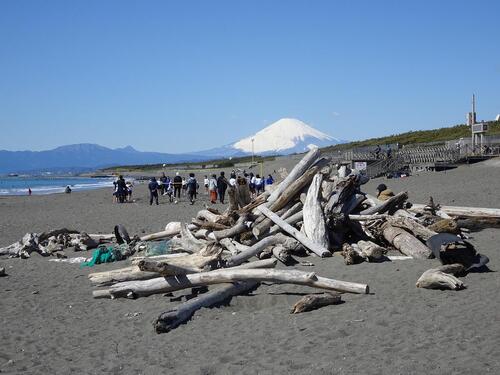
[416,264,466,290]
[290,292,342,314]
[0,267,6,277]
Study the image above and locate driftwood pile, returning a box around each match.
[2,146,498,333]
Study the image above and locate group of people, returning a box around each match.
[148,172,199,205]
[205,171,274,204]
[113,175,133,203]
[114,169,274,207]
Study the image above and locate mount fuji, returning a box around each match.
[198,118,343,158]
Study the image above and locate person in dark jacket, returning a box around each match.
[186,173,198,205]
[173,172,182,199]
[116,175,127,203]
[148,177,159,205]
[217,171,228,204]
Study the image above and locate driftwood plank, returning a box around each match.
[257,205,331,258]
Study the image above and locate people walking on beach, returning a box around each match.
[204,175,209,194]
[254,174,263,195]
[229,172,237,187]
[208,174,218,204]
[159,173,167,195]
[164,180,173,202]
[265,174,274,185]
[126,181,133,202]
[186,173,198,205]
[28,188,32,196]
[173,172,182,199]
[148,177,159,205]
[116,175,127,203]
[386,145,392,159]
[217,171,228,204]
[249,172,256,197]
[181,177,187,196]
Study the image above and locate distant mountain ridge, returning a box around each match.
[0,144,204,174]
[0,118,345,174]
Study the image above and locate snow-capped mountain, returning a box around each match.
[197,118,342,157]
[233,118,340,154]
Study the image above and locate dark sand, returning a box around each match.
[1,160,500,374]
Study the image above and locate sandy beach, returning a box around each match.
[1,160,500,374]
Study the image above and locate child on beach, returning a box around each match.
[208,174,218,204]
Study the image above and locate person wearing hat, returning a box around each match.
[376,183,395,201]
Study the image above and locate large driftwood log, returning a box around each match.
[267,146,321,205]
[140,225,183,241]
[225,234,290,267]
[196,209,221,223]
[239,192,269,214]
[416,264,465,290]
[191,219,229,231]
[155,281,258,333]
[88,245,222,286]
[269,211,303,236]
[93,267,369,299]
[356,240,386,261]
[208,214,249,242]
[93,258,276,296]
[252,202,296,238]
[409,204,500,219]
[219,238,249,255]
[360,192,408,215]
[381,224,432,259]
[290,292,342,314]
[388,216,437,242]
[303,173,329,249]
[257,205,331,258]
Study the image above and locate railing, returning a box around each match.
[365,157,406,178]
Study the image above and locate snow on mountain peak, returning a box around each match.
[232,118,339,153]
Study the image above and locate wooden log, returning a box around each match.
[194,229,211,239]
[257,205,331,258]
[191,219,229,231]
[409,204,500,219]
[267,146,321,205]
[272,244,291,264]
[303,173,329,249]
[87,233,115,241]
[209,214,249,242]
[269,211,303,235]
[381,224,432,259]
[140,226,182,241]
[341,243,364,265]
[154,281,258,333]
[323,176,356,215]
[93,258,277,297]
[239,192,269,214]
[360,192,408,215]
[219,238,249,255]
[290,292,342,314]
[252,202,295,238]
[196,209,221,223]
[387,215,437,242]
[88,245,222,286]
[356,240,386,261]
[348,214,390,221]
[93,267,369,299]
[235,181,252,207]
[225,235,286,267]
[416,264,466,290]
[137,259,204,275]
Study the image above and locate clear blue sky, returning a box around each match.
[1,0,499,153]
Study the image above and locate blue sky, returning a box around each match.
[1,0,499,153]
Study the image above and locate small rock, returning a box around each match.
[32,290,39,295]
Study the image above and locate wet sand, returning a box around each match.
[1,159,499,374]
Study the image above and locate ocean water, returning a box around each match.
[0,176,116,196]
